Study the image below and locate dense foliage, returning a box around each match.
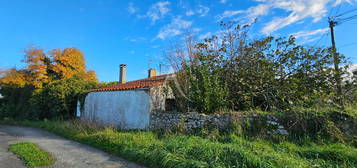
[30,77,101,119]
[0,47,102,119]
[169,23,356,114]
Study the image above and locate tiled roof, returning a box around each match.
[89,74,172,92]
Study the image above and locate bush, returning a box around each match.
[30,76,100,119]
[0,76,101,120]
[169,23,351,113]
[0,86,37,119]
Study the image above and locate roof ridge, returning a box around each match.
[89,73,173,93]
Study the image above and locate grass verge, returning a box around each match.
[2,120,357,168]
[9,142,55,168]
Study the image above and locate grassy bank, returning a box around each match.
[9,142,55,167]
[2,120,356,168]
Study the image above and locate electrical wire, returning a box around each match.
[334,8,357,18]
[328,3,336,18]
[338,41,357,49]
[337,14,357,25]
[312,32,329,48]
[334,3,343,17]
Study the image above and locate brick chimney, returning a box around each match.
[119,64,127,84]
[148,68,157,78]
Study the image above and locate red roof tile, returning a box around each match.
[89,74,172,92]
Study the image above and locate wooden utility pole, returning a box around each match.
[328,17,343,107]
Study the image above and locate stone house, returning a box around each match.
[80,64,175,129]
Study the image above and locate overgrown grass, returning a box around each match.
[8,142,55,167]
[2,120,357,168]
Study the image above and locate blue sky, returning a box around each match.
[0,0,356,82]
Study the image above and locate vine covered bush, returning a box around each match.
[169,23,355,114]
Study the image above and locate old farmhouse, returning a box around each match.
[81,64,175,129]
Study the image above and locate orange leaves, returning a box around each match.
[1,47,98,89]
[51,48,86,80]
[24,47,49,88]
[83,70,98,82]
[0,68,28,87]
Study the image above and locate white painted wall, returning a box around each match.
[0,86,3,99]
[82,90,151,129]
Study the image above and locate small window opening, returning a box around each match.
[165,98,176,111]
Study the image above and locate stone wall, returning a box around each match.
[150,112,245,130]
[149,112,356,139]
[149,112,290,136]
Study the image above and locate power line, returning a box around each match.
[338,41,357,48]
[333,2,344,17]
[328,3,337,18]
[336,14,357,25]
[334,8,357,18]
[312,32,329,48]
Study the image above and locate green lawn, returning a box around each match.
[9,142,55,168]
[3,120,357,168]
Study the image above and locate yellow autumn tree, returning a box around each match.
[50,47,86,79]
[23,47,50,88]
[1,47,97,89]
[83,70,98,82]
[50,47,97,82]
[0,68,28,87]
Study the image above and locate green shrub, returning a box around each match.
[0,76,101,120]
[0,86,37,120]
[169,23,353,113]
[30,76,100,119]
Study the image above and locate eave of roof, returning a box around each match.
[89,74,172,93]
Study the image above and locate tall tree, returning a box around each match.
[50,48,86,80]
[23,47,50,88]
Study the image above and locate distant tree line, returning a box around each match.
[169,23,357,114]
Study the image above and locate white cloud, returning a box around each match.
[349,64,357,73]
[334,0,356,6]
[125,36,147,42]
[246,3,271,18]
[197,5,210,17]
[217,10,244,20]
[220,0,356,34]
[192,28,202,33]
[128,2,138,14]
[261,0,331,34]
[146,1,170,23]
[220,0,228,4]
[186,10,195,16]
[198,32,212,40]
[155,17,192,40]
[291,28,329,38]
[344,64,357,81]
[184,5,210,17]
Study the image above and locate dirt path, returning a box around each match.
[0,125,145,168]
